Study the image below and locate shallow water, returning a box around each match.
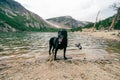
[0,32,119,60]
[0,32,103,51]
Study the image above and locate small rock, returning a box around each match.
[114,58,119,61]
[104,60,112,64]
[0,47,4,51]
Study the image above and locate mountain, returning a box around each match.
[47,16,91,28]
[0,0,54,32]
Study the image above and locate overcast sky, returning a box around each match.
[15,0,119,22]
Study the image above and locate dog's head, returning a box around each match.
[58,29,67,44]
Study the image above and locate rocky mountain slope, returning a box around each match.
[0,0,54,32]
[47,16,91,28]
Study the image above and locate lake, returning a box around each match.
[0,32,119,60]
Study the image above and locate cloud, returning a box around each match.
[15,0,120,22]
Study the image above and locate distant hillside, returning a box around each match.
[0,0,55,32]
[84,15,120,30]
[47,16,91,28]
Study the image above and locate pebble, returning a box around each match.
[114,58,119,61]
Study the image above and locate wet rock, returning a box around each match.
[0,48,4,52]
[114,58,119,61]
[0,64,11,71]
[104,60,112,64]
[95,60,112,64]
[117,32,120,37]
[0,46,4,52]
[112,33,116,35]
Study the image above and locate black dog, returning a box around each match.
[49,29,68,60]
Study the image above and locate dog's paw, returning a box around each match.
[64,57,67,60]
[54,58,57,60]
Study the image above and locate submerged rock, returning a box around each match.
[0,46,4,52]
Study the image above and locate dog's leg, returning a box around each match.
[52,47,55,54]
[54,48,58,60]
[63,47,67,60]
[49,44,52,55]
